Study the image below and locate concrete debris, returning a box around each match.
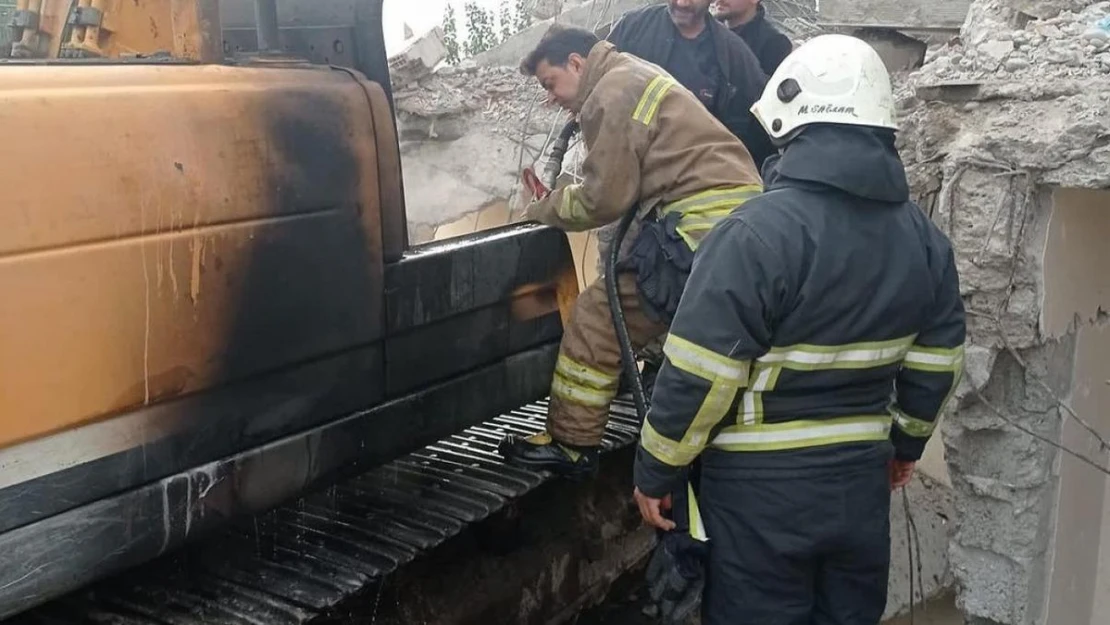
[901,2,1110,623]
[818,0,970,31]
[387,26,447,88]
[1006,0,1090,20]
[530,0,589,21]
[917,1,1110,81]
[395,64,539,126]
[474,0,658,68]
[883,475,958,622]
[394,64,566,238]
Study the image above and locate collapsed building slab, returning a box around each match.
[900,2,1110,623]
[474,0,658,68]
[388,27,448,88]
[818,0,972,72]
[392,64,562,244]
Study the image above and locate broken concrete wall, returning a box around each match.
[394,65,562,244]
[389,27,448,88]
[480,0,820,69]
[474,0,657,67]
[900,2,1110,623]
[1040,188,1110,625]
[851,28,930,73]
[819,0,971,30]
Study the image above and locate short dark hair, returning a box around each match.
[520,25,600,75]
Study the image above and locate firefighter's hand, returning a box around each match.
[634,487,676,531]
[521,167,550,201]
[890,459,916,490]
[522,199,550,224]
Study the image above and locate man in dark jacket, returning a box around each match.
[714,0,794,75]
[607,0,775,169]
[632,34,966,624]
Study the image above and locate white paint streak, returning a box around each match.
[189,237,200,304]
[190,204,202,305]
[185,476,193,536]
[140,194,152,406]
[199,475,224,500]
[168,210,180,299]
[160,482,172,555]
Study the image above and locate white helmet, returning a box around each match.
[750,34,897,142]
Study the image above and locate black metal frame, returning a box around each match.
[0,223,575,619]
[0,2,578,618]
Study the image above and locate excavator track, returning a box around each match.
[5,398,642,625]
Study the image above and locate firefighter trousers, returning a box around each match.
[547,271,668,447]
[699,458,892,625]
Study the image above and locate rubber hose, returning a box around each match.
[606,205,649,421]
[544,120,580,189]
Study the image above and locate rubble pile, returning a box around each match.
[393,62,567,239]
[395,64,558,138]
[897,2,1110,623]
[917,0,1110,80]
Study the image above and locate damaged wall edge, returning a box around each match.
[902,2,1110,623]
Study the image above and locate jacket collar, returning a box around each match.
[731,3,768,38]
[706,14,734,79]
[657,12,733,79]
[763,124,910,203]
[572,40,621,112]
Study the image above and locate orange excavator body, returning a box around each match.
[0,1,577,618]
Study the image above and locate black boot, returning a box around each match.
[499,431,599,480]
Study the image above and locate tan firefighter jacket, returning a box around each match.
[526,40,764,255]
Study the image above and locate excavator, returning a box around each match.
[0,1,647,622]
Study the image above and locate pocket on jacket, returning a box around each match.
[617,212,694,324]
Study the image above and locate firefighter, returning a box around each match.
[713,0,794,76]
[499,25,763,478]
[607,0,775,169]
[632,34,967,624]
[600,0,777,400]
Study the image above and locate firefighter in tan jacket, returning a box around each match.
[499,25,763,477]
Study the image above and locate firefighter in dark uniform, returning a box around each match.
[632,34,967,624]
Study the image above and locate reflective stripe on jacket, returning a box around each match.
[633,125,967,498]
[526,41,762,254]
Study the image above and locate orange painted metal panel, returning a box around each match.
[0,63,387,450]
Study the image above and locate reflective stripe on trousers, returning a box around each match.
[550,353,619,409]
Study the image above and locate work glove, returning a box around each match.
[645,530,708,624]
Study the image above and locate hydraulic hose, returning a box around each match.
[606,205,649,421]
[543,119,579,189]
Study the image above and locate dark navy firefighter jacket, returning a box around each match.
[633,124,967,498]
